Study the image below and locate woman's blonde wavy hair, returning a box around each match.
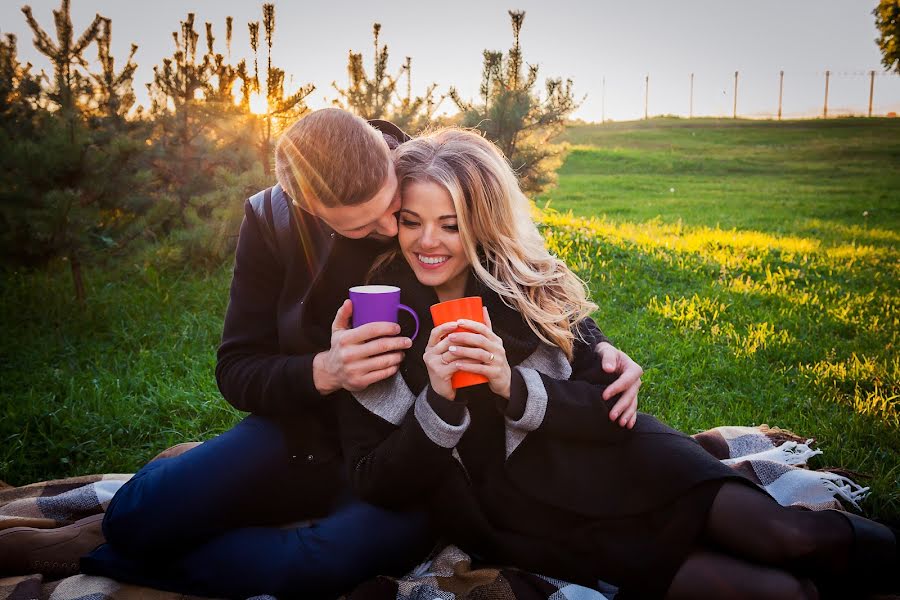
[391,128,597,360]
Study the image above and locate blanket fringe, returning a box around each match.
[819,472,871,511]
[722,439,822,467]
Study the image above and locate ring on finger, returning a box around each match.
[488,353,495,363]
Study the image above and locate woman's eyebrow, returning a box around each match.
[398,208,457,220]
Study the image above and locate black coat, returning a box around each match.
[339,262,749,595]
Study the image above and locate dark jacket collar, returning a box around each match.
[368,119,411,148]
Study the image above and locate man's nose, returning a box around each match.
[373,211,398,237]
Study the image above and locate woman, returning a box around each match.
[338,128,897,599]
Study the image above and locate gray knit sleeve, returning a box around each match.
[505,343,572,458]
[350,372,417,426]
[414,387,471,449]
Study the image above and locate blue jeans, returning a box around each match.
[84,415,433,598]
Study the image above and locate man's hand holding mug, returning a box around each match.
[313,286,419,394]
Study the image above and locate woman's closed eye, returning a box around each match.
[399,219,458,233]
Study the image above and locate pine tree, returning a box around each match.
[21,0,103,119]
[332,23,401,119]
[449,10,580,195]
[235,59,254,111]
[89,18,138,119]
[146,13,215,212]
[247,4,314,175]
[204,20,240,105]
[13,1,113,303]
[0,33,43,134]
[387,56,445,134]
[142,14,266,267]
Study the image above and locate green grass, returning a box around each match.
[549,117,900,233]
[1,117,898,524]
[0,262,243,481]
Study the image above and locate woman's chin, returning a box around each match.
[413,270,446,287]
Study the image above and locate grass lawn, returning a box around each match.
[540,117,899,520]
[1,117,898,522]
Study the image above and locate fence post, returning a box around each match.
[823,70,830,119]
[868,70,875,117]
[644,74,649,120]
[689,72,694,118]
[733,71,739,119]
[601,76,606,123]
[778,70,784,120]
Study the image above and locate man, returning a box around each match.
[2,109,642,597]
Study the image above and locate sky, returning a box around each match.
[2,0,899,122]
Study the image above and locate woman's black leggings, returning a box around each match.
[665,482,853,599]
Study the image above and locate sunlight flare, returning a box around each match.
[249,92,268,115]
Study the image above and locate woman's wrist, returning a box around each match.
[496,378,511,400]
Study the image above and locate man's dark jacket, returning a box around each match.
[215,121,410,492]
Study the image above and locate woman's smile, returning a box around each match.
[416,253,450,268]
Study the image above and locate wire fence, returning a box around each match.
[591,69,900,122]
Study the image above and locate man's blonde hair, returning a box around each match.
[275,108,390,208]
[393,128,597,360]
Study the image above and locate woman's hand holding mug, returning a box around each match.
[423,321,464,401]
[425,305,511,400]
[445,307,511,399]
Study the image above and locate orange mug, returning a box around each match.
[430,296,488,389]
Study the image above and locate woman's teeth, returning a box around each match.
[418,254,448,265]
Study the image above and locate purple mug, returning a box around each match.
[349,285,419,341]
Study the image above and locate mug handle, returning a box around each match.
[398,304,419,341]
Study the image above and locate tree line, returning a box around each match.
[1,1,579,302]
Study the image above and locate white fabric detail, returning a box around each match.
[548,583,612,600]
[93,480,126,509]
[48,575,121,599]
[413,389,470,449]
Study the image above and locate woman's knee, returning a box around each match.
[766,513,823,564]
[667,551,818,600]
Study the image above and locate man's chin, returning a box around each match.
[365,232,396,243]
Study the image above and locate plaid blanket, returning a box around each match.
[0,425,871,600]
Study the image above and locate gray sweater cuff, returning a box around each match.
[505,366,548,432]
[414,387,470,448]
